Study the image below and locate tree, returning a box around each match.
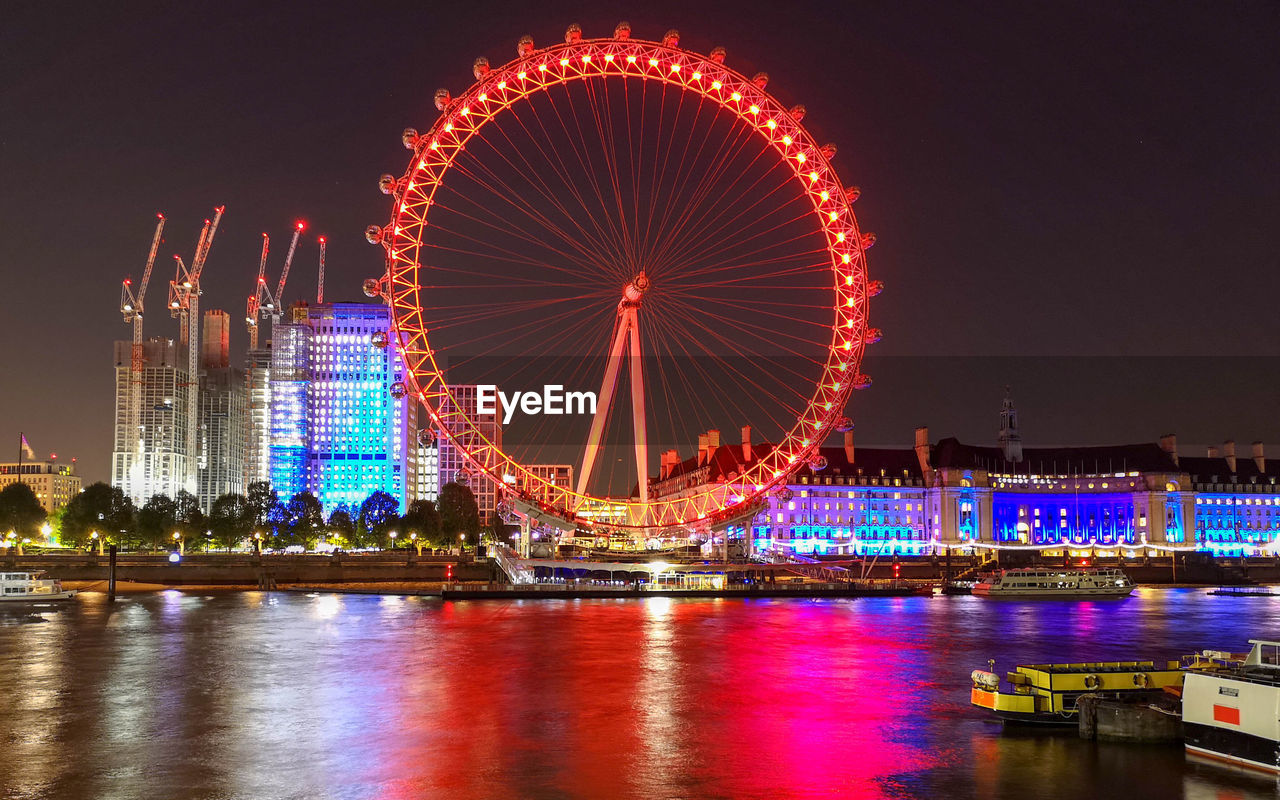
[209,493,252,551]
[357,491,400,548]
[173,490,206,551]
[328,505,356,548]
[438,482,480,546]
[61,483,135,550]
[399,499,441,547]
[0,483,46,539]
[246,481,278,528]
[137,493,176,551]
[284,492,324,549]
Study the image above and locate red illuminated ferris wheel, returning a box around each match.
[366,23,880,535]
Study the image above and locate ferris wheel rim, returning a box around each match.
[380,32,873,533]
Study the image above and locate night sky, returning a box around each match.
[2,0,1277,484]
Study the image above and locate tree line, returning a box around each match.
[0,479,502,553]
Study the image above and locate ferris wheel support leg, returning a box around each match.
[628,313,648,511]
[576,313,630,497]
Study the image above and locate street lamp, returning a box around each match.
[410,531,421,556]
[40,523,52,542]
[172,531,184,556]
[253,532,263,555]
[91,530,103,556]
[389,530,398,550]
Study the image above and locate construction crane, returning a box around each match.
[245,233,270,350]
[118,214,166,503]
[244,220,304,348]
[316,236,326,304]
[168,205,225,494]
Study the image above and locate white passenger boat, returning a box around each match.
[972,567,1133,598]
[1183,640,1280,774]
[0,571,77,601]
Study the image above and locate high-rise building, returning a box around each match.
[111,337,192,505]
[436,384,502,521]
[201,311,231,371]
[267,302,417,513]
[414,440,439,504]
[197,366,247,512]
[0,460,81,513]
[243,346,272,489]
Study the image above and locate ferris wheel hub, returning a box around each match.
[623,271,650,305]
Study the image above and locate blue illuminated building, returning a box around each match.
[652,403,1278,556]
[267,303,417,513]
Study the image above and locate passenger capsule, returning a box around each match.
[752,72,769,90]
[517,35,535,57]
[473,57,490,79]
[371,330,390,349]
[378,175,399,195]
[836,416,854,433]
[433,89,451,111]
[401,128,419,150]
[809,455,828,471]
[709,46,726,63]
[362,278,382,298]
[861,232,877,249]
[565,23,582,43]
[417,428,436,447]
[663,29,680,48]
[845,185,861,203]
[863,327,882,345]
[614,21,631,39]
[790,104,806,122]
[853,374,873,390]
[390,381,408,400]
[866,280,884,297]
[364,225,384,245]
[821,143,838,159]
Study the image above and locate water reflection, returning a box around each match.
[0,589,1276,799]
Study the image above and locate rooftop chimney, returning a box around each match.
[1253,441,1265,473]
[1158,433,1178,466]
[843,429,855,463]
[1207,445,1219,459]
[660,449,679,480]
[1224,440,1237,473]
[697,434,709,466]
[741,426,752,463]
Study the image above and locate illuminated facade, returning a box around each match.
[196,311,246,512]
[110,337,192,505]
[655,426,1278,556]
[414,441,439,503]
[267,303,417,513]
[0,460,81,513]
[243,346,271,488]
[436,385,502,520]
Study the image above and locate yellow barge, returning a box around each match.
[971,659,1183,725]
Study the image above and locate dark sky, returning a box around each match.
[2,0,1277,484]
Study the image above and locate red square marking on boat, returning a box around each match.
[1213,705,1240,725]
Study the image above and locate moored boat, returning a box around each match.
[1182,639,1280,774]
[971,659,1182,725]
[972,567,1133,598]
[0,571,77,602]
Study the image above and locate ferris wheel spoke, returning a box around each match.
[656,165,811,277]
[471,107,625,274]
[664,202,824,282]
[648,126,784,274]
[518,95,630,274]
[582,77,638,268]
[644,110,770,275]
[539,82,635,270]
[443,150,622,273]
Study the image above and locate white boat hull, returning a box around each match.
[0,590,77,602]
[973,586,1133,599]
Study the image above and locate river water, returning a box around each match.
[1,588,1278,800]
